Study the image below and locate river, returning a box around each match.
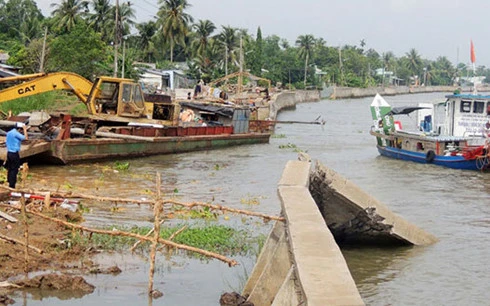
[10,92,490,305]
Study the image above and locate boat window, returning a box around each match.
[460,100,471,113]
[473,101,485,113]
[487,102,490,115]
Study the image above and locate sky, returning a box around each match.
[34,0,490,67]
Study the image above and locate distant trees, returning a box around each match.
[4,0,490,88]
[0,0,44,44]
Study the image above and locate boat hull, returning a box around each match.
[376,145,489,171]
[6,133,270,165]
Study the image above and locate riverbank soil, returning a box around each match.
[0,194,97,301]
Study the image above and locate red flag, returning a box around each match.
[470,40,476,63]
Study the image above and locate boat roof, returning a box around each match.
[445,93,490,99]
[388,106,430,115]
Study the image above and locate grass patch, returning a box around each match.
[271,133,286,138]
[71,224,264,257]
[0,91,87,116]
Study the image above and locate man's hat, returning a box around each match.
[15,122,25,128]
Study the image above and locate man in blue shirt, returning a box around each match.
[5,122,28,189]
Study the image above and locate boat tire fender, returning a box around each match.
[426,150,436,163]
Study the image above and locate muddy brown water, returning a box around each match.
[9,92,490,305]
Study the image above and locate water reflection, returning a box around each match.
[342,245,427,301]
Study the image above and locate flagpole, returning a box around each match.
[470,40,477,94]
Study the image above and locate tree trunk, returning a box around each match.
[304,53,309,87]
[170,41,174,63]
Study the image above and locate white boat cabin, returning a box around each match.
[417,94,490,144]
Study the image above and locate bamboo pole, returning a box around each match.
[148,173,162,296]
[130,218,165,253]
[20,195,29,276]
[26,209,237,266]
[0,233,43,254]
[148,199,162,296]
[168,225,187,241]
[44,192,51,211]
[16,188,284,221]
[160,225,188,253]
[163,200,285,222]
[20,163,28,189]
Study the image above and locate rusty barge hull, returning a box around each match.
[35,133,270,164]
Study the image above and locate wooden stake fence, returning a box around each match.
[0,175,284,297]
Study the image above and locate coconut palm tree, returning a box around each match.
[216,26,239,73]
[136,21,157,62]
[86,0,112,42]
[381,51,395,85]
[433,56,455,85]
[295,34,315,87]
[405,48,422,85]
[156,0,193,63]
[192,19,216,57]
[116,1,135,38]
[50,0,89,33]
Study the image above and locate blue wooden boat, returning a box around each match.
[370,93,490,171]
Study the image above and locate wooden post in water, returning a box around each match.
[148,173,162,297]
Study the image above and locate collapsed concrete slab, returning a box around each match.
[309,161,438,246]
[243,160,365,306]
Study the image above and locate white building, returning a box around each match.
[139,68,195,93]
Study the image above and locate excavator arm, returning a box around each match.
[0,72,96,114]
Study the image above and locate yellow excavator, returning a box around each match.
[0,72,179,125]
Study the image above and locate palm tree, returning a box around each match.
[295,34,315,87]
[382,51,395,85]
[433,56,455,85]
[156,0,193,62]
[192,19,216,57]
[136,21,157,62]
[279,39,290,49]
[50,0,89,33]
[117,1,135,38]
[405,48,422,85]
[87,0,112,42]
[216,26,239,73]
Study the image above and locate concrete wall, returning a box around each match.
[309,161,438,246]
[327,85,471,100]
[243,159,365,306]
[268,90,320,120]
[242,156,437,305]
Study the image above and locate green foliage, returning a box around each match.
[279,143,297,149]
[46,23,108,79]
[0,91,82,115]
[79,224,260,256]
[112,161,130,171]
[271,133,286,139]
[1,0,487,88]
[161,224,257,256]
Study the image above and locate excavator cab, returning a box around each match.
[91,77,149,119]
